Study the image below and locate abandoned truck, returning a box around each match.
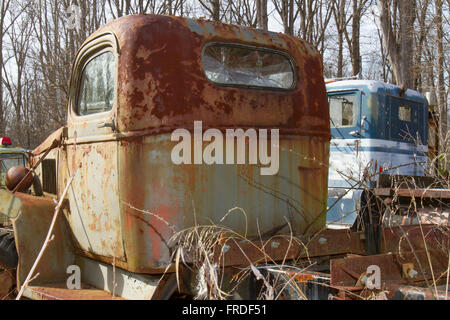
[0,15,449,300]
[325,80,431,228]
[0,14,331,299]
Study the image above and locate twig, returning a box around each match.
[15,174,74,300]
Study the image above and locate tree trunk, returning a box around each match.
[351,0,361,76]
[378,0,417,88]
[0,40,4,137]
[274,0,296,35]
[0,0,8,137]
[435,0,447,154]
[212,0,220,21]
[256,0,268,30]
[335,0,346,78]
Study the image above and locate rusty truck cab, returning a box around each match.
[62,14,330,273]
[4,15,331,299]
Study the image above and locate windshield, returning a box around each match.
[0,153,26,187]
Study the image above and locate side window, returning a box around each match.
[398,104,412,122]
[77,51,115,116]
[329,94,358,128]
[0,153,26,187]
[390,98,421,142]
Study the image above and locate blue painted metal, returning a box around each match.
[327,80,428,142]
[325,80,429,226]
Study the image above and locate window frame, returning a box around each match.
[201,42,297,91]
[69,33,119,120]
[0,153,27,187]
[398,103,412,122]
[76,49,116,116]
[0,153,26,171]
[328,92,359,129]
[388,96,421,143]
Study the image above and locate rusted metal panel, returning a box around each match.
[382,224,449,254]
[374,188,450,199]
[0,270,15,299]
[393,285,450,300]
[31,127,64,156]
[173,229,365,268]
[330,250,448,291]
[0,190,22,220]
[383,207,450,227]
[8,192,75,290]
[328,224,450,299]
[65,143,125,260]
[119,135,329,272]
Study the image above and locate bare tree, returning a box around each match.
[434,0,447,153]
[413,0,431,91]
[374,16,391,82]
[256,0,268,30]
[107,0,132,18]
[273,0,297,35]
[227,0,257,27]
[296,0,333,55]
[344,0,372,76]
[2,7,33,146]
[378,0,417,88]
[332,0,351,78]
[107,0,187,16]
[199,0,222,21]
[0,0,9,136]
[0,0,22,136]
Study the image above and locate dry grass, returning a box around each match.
[169,207,324,300]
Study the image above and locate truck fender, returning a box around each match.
[0,190,75,289]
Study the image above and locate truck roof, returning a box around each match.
[0,147,29,155]
[326,80,427,105]
[70,14,329,138]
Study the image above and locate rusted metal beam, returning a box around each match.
[374,188,450,199]
[330,250,448,297]
[206,229,366,267]
[382,224,449,254]
[393,285,450,300]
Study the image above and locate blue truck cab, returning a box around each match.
[325,80,429,227]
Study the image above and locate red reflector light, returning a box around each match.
[1,137,12,146]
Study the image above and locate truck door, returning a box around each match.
[327,90,362,226]
[65,34,125,260]
[388,96,423,176]
[389,97,420,142]
[328,90,363,188]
